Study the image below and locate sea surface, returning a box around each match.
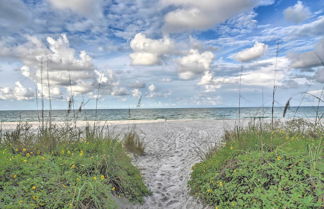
[0,107,323,122]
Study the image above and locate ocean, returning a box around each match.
[0,107,323,122]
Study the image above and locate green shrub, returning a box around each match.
[0,137,150,208]
[190,151,323,208]
[189,120,323,209]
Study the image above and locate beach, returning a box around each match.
[1,119,240,208]
[2,118,321,208]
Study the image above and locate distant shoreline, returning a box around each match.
[0,106,322,123]
[1,118,320,131]
[0,106,324,111]
[0,119,192,130]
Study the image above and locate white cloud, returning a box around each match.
[148,84,156,92]
[238,57,290,86]
[129,33,174,65]
[290,16,324,37]
[284,1,311,24]
[198,71,214,85]
[262,16,324,40]
[162,0,265,33]
[144,83,171,98]
[111,88,129,96]
[198,71,222,92]
[146,84,157,98]
[47,0,103,19]
[212,57,291,87]
[218,11,258,35]
[94,70,108,84]
[18,34,98,97]
[178,49,214,80]
[0,82,34,101]
[289,39,324,68]
[130,52,160,66]
[1,34,124,100]
[36,83,62,99]
[233,42,268,62]
[131,89,142,97]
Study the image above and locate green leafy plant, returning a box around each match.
[0,124,151,208]
[189,120,323,208]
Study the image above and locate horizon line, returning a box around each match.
[0,105,323,111]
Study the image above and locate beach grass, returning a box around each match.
[0,123,151,209]
[123,130,145,156]
[189,119,323,208]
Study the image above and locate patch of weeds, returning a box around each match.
[123,130,145,156]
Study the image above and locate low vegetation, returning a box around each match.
[0,123,150,209]
[189,119,323,208]
[123,130,145,156]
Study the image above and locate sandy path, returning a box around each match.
[119,120,237,209]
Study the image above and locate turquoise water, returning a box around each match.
[0,107,323,122]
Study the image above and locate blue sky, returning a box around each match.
[0,0,323,110]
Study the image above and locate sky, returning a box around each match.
[0,0,323,110]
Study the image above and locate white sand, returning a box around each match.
[0,119,195,130]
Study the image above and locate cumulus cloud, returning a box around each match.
[178,49,214,80]
[129,33,174,65]
[232,42,268,62]
[162,0,265,33]
[130,53,160,66]
[1,34,123,100]
[289,39,324,68]
[198,71,222,92]
[0,82,34,101]
[284,1,311,24]
[47,0,103,19]
[17,34,98,97]
[131,89,142,97]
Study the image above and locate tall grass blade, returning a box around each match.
[283,97,292,118]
